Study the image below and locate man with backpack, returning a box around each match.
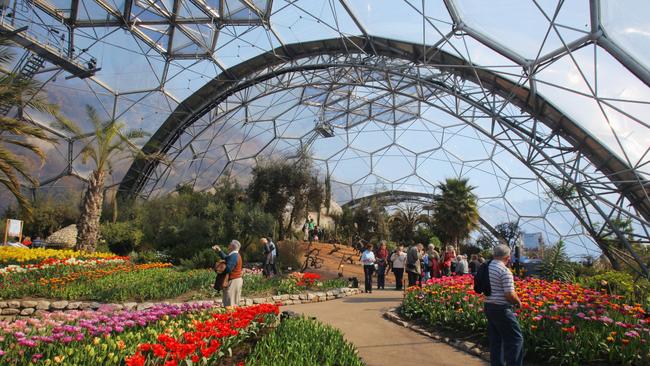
[475,244,524,366]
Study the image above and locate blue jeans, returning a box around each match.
[484,303,524,366]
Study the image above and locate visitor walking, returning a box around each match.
[214,240,244,307]
[375,241,389,290]
[423,244,437,281]
[406,243,423,287]
[390,245,407,290]
[261,237,276,277]
[360,243,376,293]
[308,218,315,243]
[429,248,442,279]
[443,245,456,276]
[485,244,524,366]
[302,220,309,241]
[469,254,481,275]
[455,254,469,275]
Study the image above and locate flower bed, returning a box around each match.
[401,275,650,365]
[244,316,364,366]
[0,247,116,265]
[0,256,129,275]
[0,303,279,365]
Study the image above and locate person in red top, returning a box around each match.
[375,241,389,290]
[214,240,243,307]
[443,245,456,276]
[429,249,442,279]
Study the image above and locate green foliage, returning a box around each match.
[100,221,143,255]
[494,221,521,249]
[129,250,170,264]
[247,156,323,239]
[277,240,303,271]
[137,180,274,262]
[179,248,220,270]
[388,205,428,244]
[547,181,577,202]
[432,178,479,248]
[335,197,390,243]
[0,39,57,217]
[245,317,364,366]
[475,234,497,250]
[579,271,650,304]
[541,240,575,282]
[3,194,81,238]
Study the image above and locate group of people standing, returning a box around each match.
[303,217,325,243]
[359,242,486,292]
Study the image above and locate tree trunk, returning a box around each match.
[112,192,118,224]
[76,170,106,252]
[277,215,285,240]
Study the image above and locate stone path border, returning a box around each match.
[0,287,361,317]
[383,307,490,362]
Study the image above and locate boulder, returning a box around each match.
[122,303,137,310]
[21,301,38,308]
[7,301,20,309]
[50,301,69,310]
[136,303,153,311]
[45,225,77,248]
[1,308,20,315]
[20,308,35,316]
[36,301,50,310]
[67,302,82,310]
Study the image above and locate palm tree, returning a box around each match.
[53,106,148,251]
[389,204,428,243]
[432,178,480,252]
[0,40,56,216]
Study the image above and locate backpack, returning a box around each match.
[473,260,493,295]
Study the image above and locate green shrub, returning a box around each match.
[100,221,143,255]
[579,270,650,304]
[179,248,219,270]
[246,317,363,366]
[130,250,171,264]
[277,240,303,271]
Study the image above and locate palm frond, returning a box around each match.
[52,113,84,137]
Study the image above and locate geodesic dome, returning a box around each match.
[3,0,649,270]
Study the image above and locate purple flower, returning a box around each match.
[0,349,5,356]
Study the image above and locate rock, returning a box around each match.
[51,301,68,310]
[45,225,77,248]
[470,347,483,357]
[279,294,289,301]
[326,290,334,296]
[1,308,20,315]
[289,294,300,300]
[136,303,153,311]
[298,294,307,300]
[122,302,137,310]
[21,301,38,308]
[252,298,267,305]
[7,301,20,309]
[271,295,282,302]
[244,299,253,306]
[480,351,490,360]
[20,308,35,316]
[461,342,475,351]
[0,301,7,308]
[78,302,93,310]
[67,302,81,310]
[307,293,316,301]
[36,301,50,310]
[89,302,101,310]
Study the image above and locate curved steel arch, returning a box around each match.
[120,36,649,220]
[117,36,650,275]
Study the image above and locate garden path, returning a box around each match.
[285,290,487,366]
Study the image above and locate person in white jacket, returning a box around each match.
[360,243,376,293]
